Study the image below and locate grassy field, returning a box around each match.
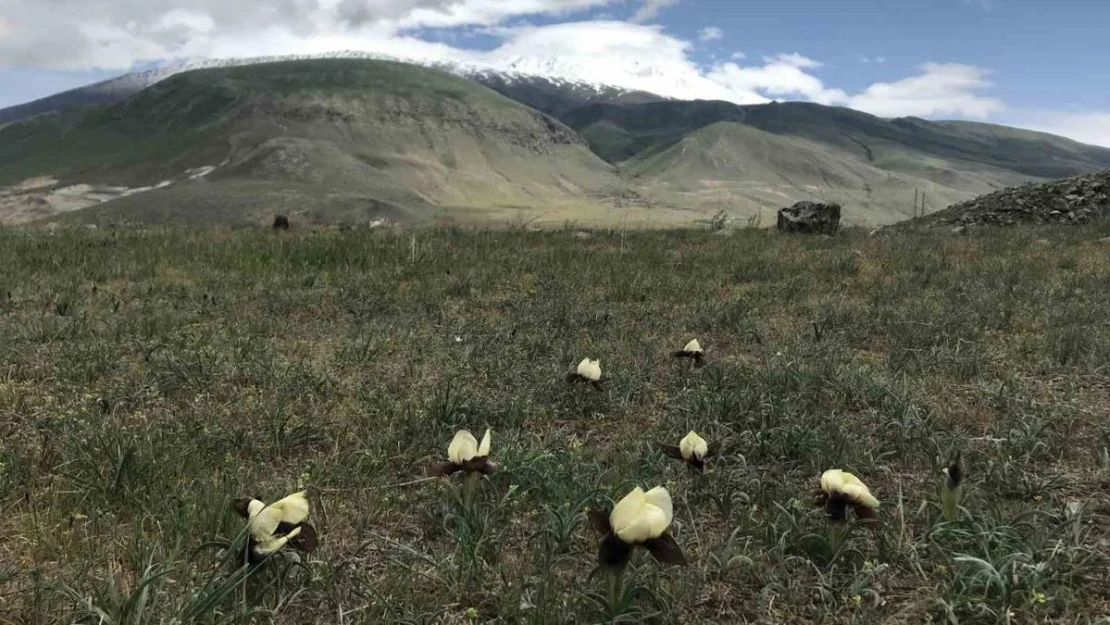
[2,224,1110,624]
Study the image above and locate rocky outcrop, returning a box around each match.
[931,170,1110,227]
[777,201,841,234]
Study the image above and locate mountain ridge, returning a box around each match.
[0,51,665,125]
[0,58,643,226]
[3,55,1110,227]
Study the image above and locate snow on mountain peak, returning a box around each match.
[88,50,645,100]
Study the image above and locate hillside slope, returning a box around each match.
[0,59,633,226]
[913,169,1110,228]
[564,100,1110,178]
[621,122,981,225]
[559,100,1110,224]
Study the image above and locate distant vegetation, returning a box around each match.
[3,225,1110,623]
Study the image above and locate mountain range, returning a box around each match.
[2,53,1109,227]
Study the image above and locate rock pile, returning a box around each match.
[935,170,1110,227]
[777,201,841,234]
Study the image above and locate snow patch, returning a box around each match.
[71,51,643,106]
[186,166,218,179]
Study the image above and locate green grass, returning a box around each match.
[3,225,1110,623]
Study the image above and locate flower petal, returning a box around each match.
[679,431,708,460]
[576,358,592,377]
[247,504,284,543]
[270,491,310,525]
[447,430,478,464]
[616,504,665,543]
[841,483,879,508]
[643,486,673,532]
[609,487,645,537]
[477,429,491,457]
[683,339,702,353]
[821,470,879,508]
[820,469,847,495]
[644,533,687,566]
[584,359,602,381]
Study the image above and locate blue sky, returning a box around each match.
[0,0,1106,144]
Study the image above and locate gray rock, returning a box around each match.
[777,201,841,235]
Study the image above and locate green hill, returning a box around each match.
[563,100,1110,178]
[620,122,978,225]
[557,100,1110,225]
[0,59,631,226]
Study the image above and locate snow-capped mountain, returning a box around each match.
[0,51,663,124]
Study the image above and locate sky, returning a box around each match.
[0,0,1107,146]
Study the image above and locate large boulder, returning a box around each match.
[777,201,841,234]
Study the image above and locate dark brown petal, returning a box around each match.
[566,373,583,384]
[644,533,688,566]
[587,508,613,535]
[589,380,604,392]
[660,444,684,460]
[432,462,463,477]
[598,534,633,570]
[462,457,491,474]
[231,498,253,519]
[244,540,264,565]
[291,523,319,552]
[825,495,849,523]
[693,353,705,368]
[853,504,881,525]
[688,458,706,473]
[479,460,499,476]
[947,453,964,488]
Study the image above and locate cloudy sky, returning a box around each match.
[0,0,1107,146]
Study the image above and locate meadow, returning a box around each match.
[1,224,1110,624]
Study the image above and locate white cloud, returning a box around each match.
[708,54,846,105]
[730,51,746,60]
[1011,112,1110,148]
[631,0,681,22]
[698,26,722,42]
[471,21,764,102]
[860,56,886,64]
[0,0,634,70]
[384,0,616,30]
[847,63,1004,118]
[763,52,822,69]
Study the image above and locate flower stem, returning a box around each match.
[942,484,961,521]
[830,523,843,558]
[607,566,626,614]
[462,471,479,511]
